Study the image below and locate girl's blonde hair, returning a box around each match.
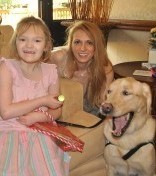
[9,16,52,62]
[65,20,111,106]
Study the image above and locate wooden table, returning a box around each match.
[113,61,156,115]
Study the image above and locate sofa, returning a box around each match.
[60,78,107,176]
[0,25,14,58]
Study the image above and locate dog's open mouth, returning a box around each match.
[112,112,134,137]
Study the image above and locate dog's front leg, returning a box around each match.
[104,145,128,176]
[128,145,156,176]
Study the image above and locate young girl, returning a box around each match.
[0,16,70,175]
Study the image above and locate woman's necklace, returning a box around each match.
[77,70,88,77]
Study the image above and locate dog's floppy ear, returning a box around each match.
[142,83,152,114]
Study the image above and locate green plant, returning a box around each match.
[149,27,156,49]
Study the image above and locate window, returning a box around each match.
[0,0,38,29]
[0,0,71,46]
[53,0,71,20]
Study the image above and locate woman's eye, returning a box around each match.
[87,41,94,45]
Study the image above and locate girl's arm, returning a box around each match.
[0,62,61,120]
[17,67,63,126]
[47,76,63,120]
[18,78,63,126]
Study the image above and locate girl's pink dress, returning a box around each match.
[0,58,70,176]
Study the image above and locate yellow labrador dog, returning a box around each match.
[100,77,156,176]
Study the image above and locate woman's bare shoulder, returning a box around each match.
[50,46,68,64]
[105,60,113,74]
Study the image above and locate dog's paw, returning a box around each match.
[114,172,126,176]
[129,168,142,176]
[128,164,145,176]
[129,174,139,176]
[114,166,128,176]
[106,163,128,176]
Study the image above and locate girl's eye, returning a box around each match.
[73,40,80,45]
[35,40,41,43]
[18,38,25,41]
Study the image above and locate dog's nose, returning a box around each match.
[100,103,113,115]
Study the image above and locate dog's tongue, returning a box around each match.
[113,115,127,134]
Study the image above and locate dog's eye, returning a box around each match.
[107,90,111,94]
[122,90,129,96]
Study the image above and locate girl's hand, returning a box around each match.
[17,111,48,126]
[45,95,63,109]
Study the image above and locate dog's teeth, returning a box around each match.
[117,132,120,136]
[112,130,120,136]
[126,114,130,120]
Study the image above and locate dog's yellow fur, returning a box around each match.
[100,77,156,176]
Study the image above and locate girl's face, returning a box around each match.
[16,26,46,63]
[71,29,95,65]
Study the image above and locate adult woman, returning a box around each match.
[50,20,114,117]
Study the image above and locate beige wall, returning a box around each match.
[110,0,156,20]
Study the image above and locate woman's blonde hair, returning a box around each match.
[65,20,111,106]
[9,16,52,62]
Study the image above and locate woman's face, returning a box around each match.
[71,29,95,65]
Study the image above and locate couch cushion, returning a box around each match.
[65,110,105,170]
[60,78,83,120]
[70,155,106,176]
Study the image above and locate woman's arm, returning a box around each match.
[49,46,68,64]
[0,62,61,120]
